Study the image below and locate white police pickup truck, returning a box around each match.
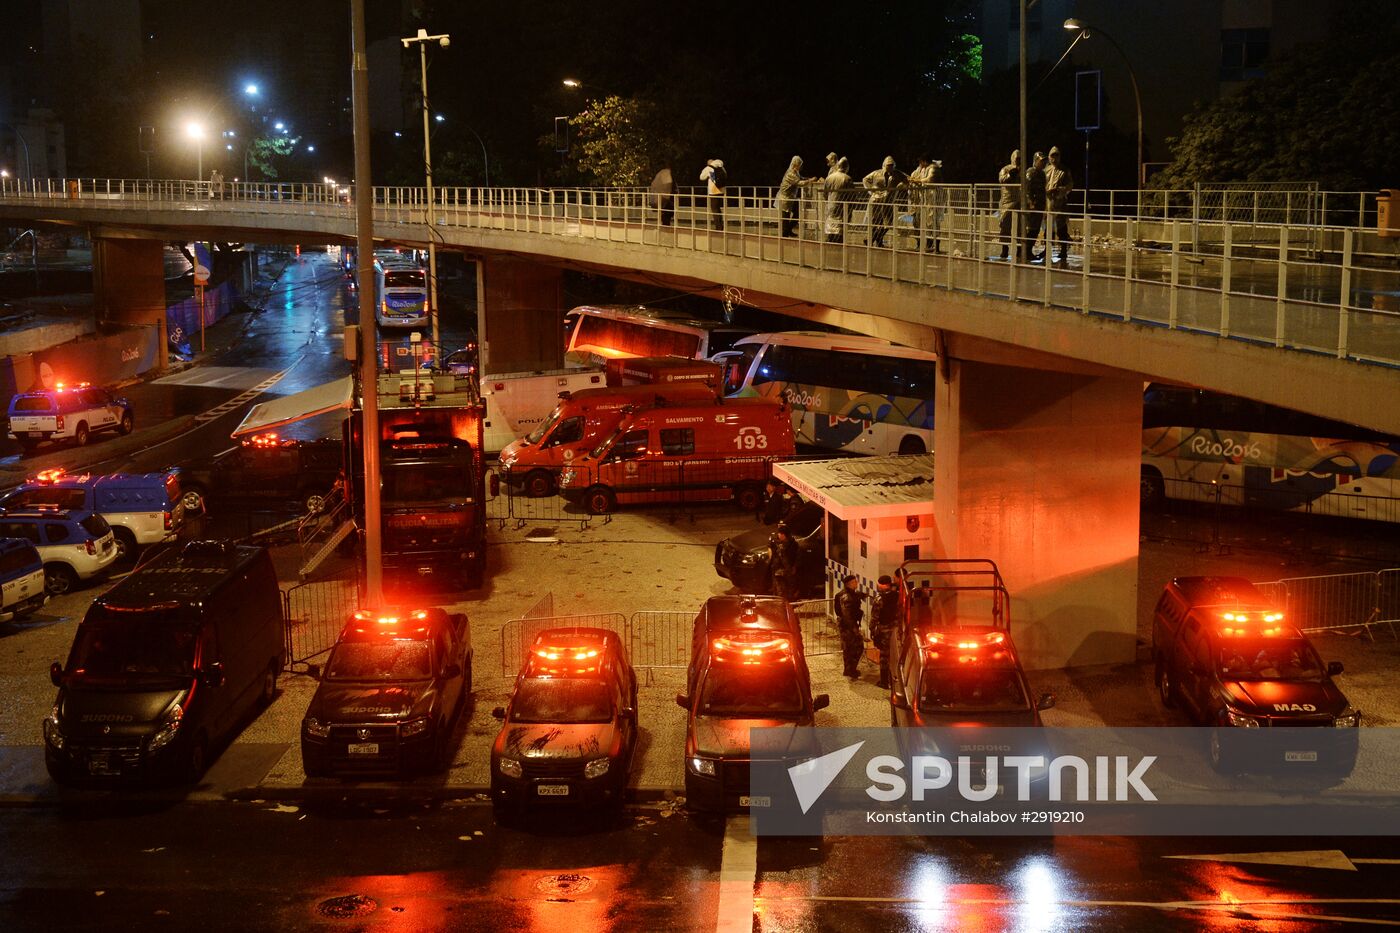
[6,383,133,451]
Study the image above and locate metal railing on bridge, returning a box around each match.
[3,176,1397,370]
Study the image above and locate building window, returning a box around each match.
[1221,28,1269,81]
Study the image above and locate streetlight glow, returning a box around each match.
[1063,17,1084,30]
[274,121,285,131]
[244,83,260,95]
[184,121,206,140]
[306,144,315,152]
[562,78,581,88]
[434,113,445,123]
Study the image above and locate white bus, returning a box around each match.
[1142,384,1400,522]
[374,260,429,330]
[563,305,753,366]
[726,331,938,456]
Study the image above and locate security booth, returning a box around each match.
[773,454,935,599]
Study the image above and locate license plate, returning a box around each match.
[27,432,42,439]
[348,742,379,755]
[740,795,771,808]
[88,754,118,775]
[1285,750,1318,762]
[536,784,570,796]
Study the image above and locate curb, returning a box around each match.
[0,414,198,489]
[227,782,683,805]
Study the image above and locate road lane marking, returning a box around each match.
[716,815,757,933]
[192,366,293,424]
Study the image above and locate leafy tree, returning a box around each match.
[567,95,677,186]
[1156,3,1400,190]
[246,135,299,180]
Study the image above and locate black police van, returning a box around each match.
[44,541,285,785]
[490,627,638,822]
[1153,576,1360,772]
[678,595,828,813]
[890,559,1054,728]
[301,607,473,777]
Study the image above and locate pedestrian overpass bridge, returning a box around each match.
[2,178,1396,670]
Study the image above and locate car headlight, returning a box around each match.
[584,757,611,779]
[149,703,184,751]
[1226,709,1260,728]
[43,706,64,749]
[498,757,522,778]
[401,718,430,737]
[736,551,760,565]
[304,717,331,738]
[1334,710,1361,728]
[689,756,717,777]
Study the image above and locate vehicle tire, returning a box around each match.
[112,528,139,565]
[734,482,764,513]
[43,563,78,596]
[463,657,473,697]
[117,411,134,436]
[45,755,75,787]
[1156,656,1177,709]
[524,469,555,499]
[301,489,326,515]
[184,735,208,785]
[584,485,616,515]
[258,661,278,708]
[897,435,927,455]
[1208,728,1237,775]
[74,422,90,447]
[181,486,207,515]
[1140,467,1167,510]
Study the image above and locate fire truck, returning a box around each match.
[345,370,488,590]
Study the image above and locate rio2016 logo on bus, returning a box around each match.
[733,426,768,450]
[1190,434,1263,461]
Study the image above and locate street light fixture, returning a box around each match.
[402,26,451,354]
[184,120,206,179]
[1063,17,1145,188]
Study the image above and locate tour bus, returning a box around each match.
[499,381,720,497]
[563,305,754,367]
[1140,384,1400,522]
[557,397,795,514]
[374,259,429,329]
[725,332,938,456]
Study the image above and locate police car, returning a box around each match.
[301,607,473,777]
[179,432,342,515]
[678,595,828,813]
[1153,576,1360,773]
[0,508,119,595]
[0,469,184,563]
[6,383,133,451]
[0,537,47,621]
[490,628,638,823]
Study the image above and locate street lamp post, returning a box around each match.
[403,27,451,356]
[1063,18,1144,189]
[0,124,31,181]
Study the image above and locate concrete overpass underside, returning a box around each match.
[4,203,1396,669]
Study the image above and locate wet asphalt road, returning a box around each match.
[3,799,1400,932]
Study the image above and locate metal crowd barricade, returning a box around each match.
[1257,570,1397,640]
[498,612,629,677]
[790,598,841,657]
[486,464,593,530]
[282,573,361,670]
[628,610,695,682]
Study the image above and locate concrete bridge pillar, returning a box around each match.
[933,359,1142,670]
[475,256,564,375]
[92,238,167,372]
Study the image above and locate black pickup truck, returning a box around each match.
[300,607,473,777]
[178,434,342,515]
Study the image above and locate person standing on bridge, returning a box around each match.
[1023,151,1047,262]
[862,156,906,248]
[823,157,853,243]
[1044,146,1074,266]
[997,149,1021,261]
[700,159,727,231]
[649,165,676,226]
[825,152,839,177]
[909,156,943,253]
[777,156,816,238]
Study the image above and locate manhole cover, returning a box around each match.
[534,873,595,898]
[317,894,378,919]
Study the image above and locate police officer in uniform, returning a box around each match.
[871,574,900,688]
[770,524,801,601]
[835,574,866,678]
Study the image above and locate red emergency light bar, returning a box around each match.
[53,381,90,393]
[1220,610,1284,624]
[34,469,71,484]
[242,432,289,448]
[534,647,601,662]
[712,633,792,664]
[925,630,1006,649]
[1220,625,1286,639]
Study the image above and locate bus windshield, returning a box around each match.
[384,270,424,289]
[571,313,702,359]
